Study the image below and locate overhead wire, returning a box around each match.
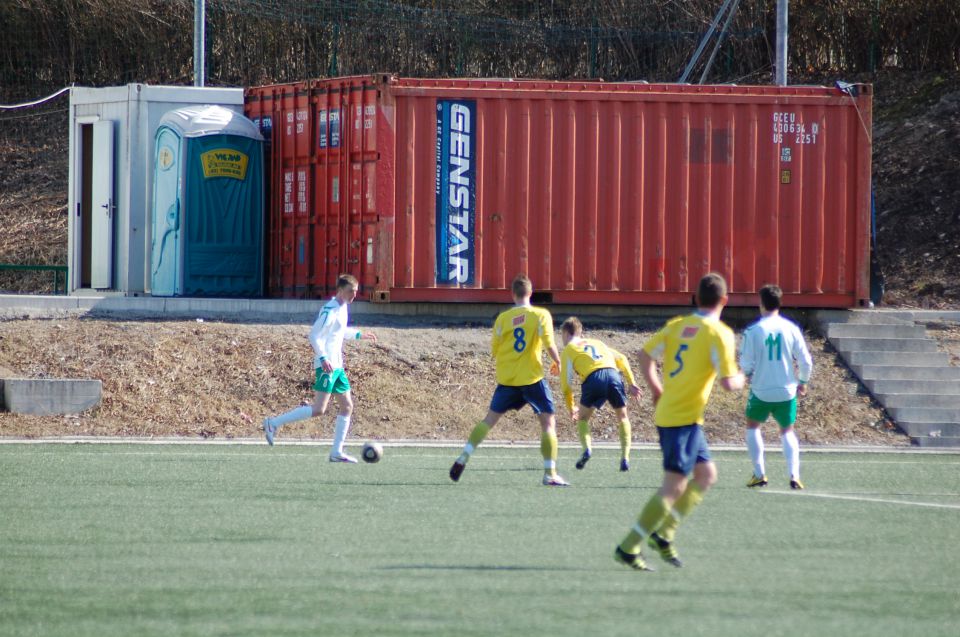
[0,86,72,110]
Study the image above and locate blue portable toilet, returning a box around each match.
[150,105,264,297]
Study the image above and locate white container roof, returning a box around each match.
[159,104,262,140]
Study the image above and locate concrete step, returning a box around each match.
[895,421,960,438]
[1,378,102,415]
[820,313,960,447]
[879,393,960,409]
[888,406,960,422]
[829,336,939,354]
[843,351,950,367]
[910,436,960,448]
[852,365,960,381]
[826,323,928,339]
[817,311,916,326]
[864,378,960,395]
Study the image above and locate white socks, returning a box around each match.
[332,414,351,455]
[457,443,475,465]
[268,406,355,458]
[782,429,800,480]
[272,405,313,428]
[746,427,765,477]
[747,427,800,480]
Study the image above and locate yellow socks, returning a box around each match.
[618,419,631,461]
[656,481,705,542]
[541,429,559,475]
[459,421,491,462]
[619,495,670,554]
[467,421,491,449]
[576,419,592,453]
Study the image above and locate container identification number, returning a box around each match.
[771,112,819,145]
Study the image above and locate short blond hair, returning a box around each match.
[511,274,532,299]
[337,273,359,290]
[561,316,583,337]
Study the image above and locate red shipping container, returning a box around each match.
[245,75,873,307]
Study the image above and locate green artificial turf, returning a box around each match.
[1,444,958,637]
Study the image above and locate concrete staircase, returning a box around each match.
[823,314,960,447]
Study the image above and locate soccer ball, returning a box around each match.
[361,441,383,463]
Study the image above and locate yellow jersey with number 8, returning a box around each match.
[643,312,738,427]
[492,305,556,386]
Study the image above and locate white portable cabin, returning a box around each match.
[67,84,244,295]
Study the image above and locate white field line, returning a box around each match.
[2,446,959,468]
[1,450,958,468]
[760,489,960,510]
[0,437,956,455]
[4,446,959,502]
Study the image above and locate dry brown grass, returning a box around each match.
[0,116,68,294]
[0,316,911,447]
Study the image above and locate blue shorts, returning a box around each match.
[489,380,556,415]
[657,424,711,475]
[580,368,627,409]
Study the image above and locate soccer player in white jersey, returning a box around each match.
[263,274,377,462]
[739,284,813,489]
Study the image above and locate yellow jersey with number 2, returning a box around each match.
[643,312,738,427]
[492,305,556,387]
[560,338,637,412]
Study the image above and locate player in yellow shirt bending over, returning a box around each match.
[614,273,745,571]
[449,274,569,487]
[559,317,641,472]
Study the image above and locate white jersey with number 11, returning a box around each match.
[739,314,812,402]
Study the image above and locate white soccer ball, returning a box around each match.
[361,441,383,463]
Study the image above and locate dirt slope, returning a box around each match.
[0,316,911,446]
[871,72,960,306]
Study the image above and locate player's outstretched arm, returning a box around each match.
[718,328,745,392]
[738,326,756,378]
[309,312,336,372]
[720,372,746,392]
[793,328,814,386]
[611,348,639,387]
[559,354,575,411]
[637,349,662,405]
[547,345,561,376]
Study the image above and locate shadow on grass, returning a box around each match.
[380,564,587,572]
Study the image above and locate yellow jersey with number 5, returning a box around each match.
[492,305,556,386]
[643,312,738,427]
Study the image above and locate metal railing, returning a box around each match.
[0,264,69,295]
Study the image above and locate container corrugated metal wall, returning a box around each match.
[245,76,872,307]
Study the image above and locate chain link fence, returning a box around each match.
[2,1,958,103]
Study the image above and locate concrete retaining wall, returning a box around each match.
[2,378,102,415]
